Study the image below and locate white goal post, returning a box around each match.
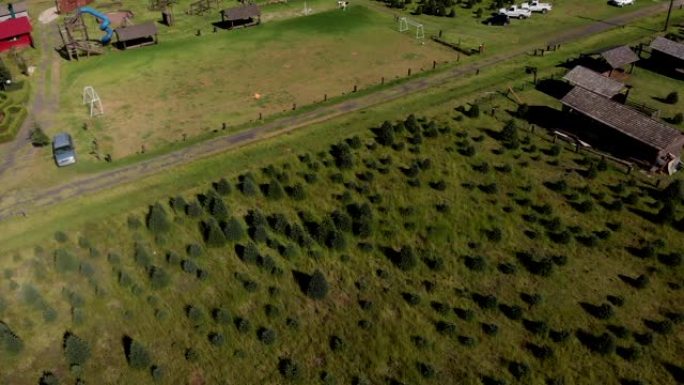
[398,17,424,40]
[83,86,103,118]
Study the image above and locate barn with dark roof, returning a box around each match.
[563,66,625,99]
[600,45,639,75]
[649,36,684,70]
[560,86,684,166]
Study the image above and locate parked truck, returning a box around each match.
[498,5,532,19]
[521,1,552,13]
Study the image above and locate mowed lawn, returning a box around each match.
[403,0,667,53]
[58,5,454,159]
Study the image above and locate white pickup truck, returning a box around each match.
[499,5,532,19]
[521,1,552,13]
[610,0,634,7]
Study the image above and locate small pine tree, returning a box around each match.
[208,196,229,220]
[672,112,683,125]
[204,219,226,247]
[468,104,480,118]
[38,372,59,385]
[266,179,285,200]
[288,183,306,200]
[223,217,245,242]
[500,120,519,149]
[306,270,329,300]
[148,266,170,289]
[396,246,417,271]
[63,333,90,366]
[376,121,395,146]
[126,340,151,370]
[214,178,232,195]
[30,125,50,147]
[241,176,259,197]
[147,203,170,234]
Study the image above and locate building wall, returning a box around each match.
[0,11,29,23]
[0,33,32,52]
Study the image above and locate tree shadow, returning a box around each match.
[292,270,311,294]
[662,362,684,383]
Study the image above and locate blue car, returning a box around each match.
[53,133,76,167]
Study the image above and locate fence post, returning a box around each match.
[408,68,412,76]
[324,93,327,102]
[381,76,384,85]
[292,103,296,110]
[353,85,357,93]
[433,60,437,70]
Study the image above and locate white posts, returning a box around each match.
[83,86,103,118]
[398,17,424,40]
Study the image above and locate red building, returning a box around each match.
[0,17,33,52]
[55,0,94,14]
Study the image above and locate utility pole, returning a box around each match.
[664,0,675,32]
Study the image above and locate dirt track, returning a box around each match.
[0,1,680,221]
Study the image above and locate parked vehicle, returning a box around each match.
[499,5,532,19]
[610,0,634,6]
[484,13,511,26]
[521,1,552,13]
[53,133,76,167]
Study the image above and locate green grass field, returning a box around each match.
[1,100,682,384]
[56,3,453,159]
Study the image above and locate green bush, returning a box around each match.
[287,183,306,200]
[187,244,202,258]
[240,175,259,196]
[376,121,395,146]
[181,259,197,274]
[63,332,90,366]
[151,365,165,381]
[395,246,417,271]
[147,203,171,234]
[54,231,69,243]
[39,372,59,385]
[208,195,229,220]
[170,196,187,214]
[235,317,251,333]
[257,327,277,345]
[214,178,232,195]
[306,270,329,300]
[500,120,519,149]
[0,322,23,355]
[186,305,204,324]
[54,249,78,273]
[265,179,285,200]
[30,125,49,147]
[212,308,231,324]
[203,219,226,247]
[278,358,299,379]
[186,202,202,217]
[148,266,170,289]
[208,332,225,347]
[126,339,151,370]
[223,217,245,242]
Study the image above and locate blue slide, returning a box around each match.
[78,7,113,45]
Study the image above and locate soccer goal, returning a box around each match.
[83,86,103,118]
[398,17,424,40]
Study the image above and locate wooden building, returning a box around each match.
[0,2,29,22]
[600,45,639,75]
[0,16,33,53]
[649,36,684,69]
[561,87,684,166]
[563,65,625,99]
[115,21,158,50]
[219,4,261,29]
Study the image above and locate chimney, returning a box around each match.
[8,3,15,19]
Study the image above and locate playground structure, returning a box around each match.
[188,0,220,15]
[398,17,424,40]
[57,11,104,60]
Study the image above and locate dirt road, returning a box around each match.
[0,1,680,221]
